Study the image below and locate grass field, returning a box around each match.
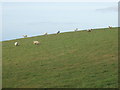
[2,28,118,88]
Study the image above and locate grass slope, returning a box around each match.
[2,28,118,88]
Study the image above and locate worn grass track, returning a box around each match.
[2,28,118,88]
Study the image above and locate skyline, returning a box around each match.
[1,2,118,41]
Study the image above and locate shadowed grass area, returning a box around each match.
[2,28,118,88]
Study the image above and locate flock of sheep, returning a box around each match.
[14,31,61,46]
[14,41,39,46]
[14,26,112,46]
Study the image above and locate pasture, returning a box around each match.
[2,28,118,88]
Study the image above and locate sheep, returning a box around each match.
[87,29,92,32]
[44,33,48,36]
[74,28,78,31]
[14,42,19,46]
[23,35,27,38]
[57,31,60,34]
[108,26,112,29]
[33,41,40,45]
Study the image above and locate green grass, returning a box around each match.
[2,28,118,88]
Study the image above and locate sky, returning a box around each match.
[1,1,118,41]
[1,0,119,2]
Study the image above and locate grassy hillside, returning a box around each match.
[2,28,118,88]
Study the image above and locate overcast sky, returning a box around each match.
[1,0,119,2]
[0,1,118,41]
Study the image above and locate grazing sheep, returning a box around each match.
[33,41,40,45]
[75,28,78,31]
[57,31,60,34]
[44,33,48,35]
[14,42,19,46]
[108,26,112,29]
[23,35,27,38]
[87,29,92,32]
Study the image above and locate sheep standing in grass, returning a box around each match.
[33,41,40,45]
[14,42,19,46]
[44,33,48,36]
[57,31,60,34]
[74,28,78,32]
[87,29,92,32]
[23,35,27,38]
[108,26,112,29]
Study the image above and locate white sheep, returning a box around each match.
[44,33,48,35]
[14,42,19,46]
[74,28,78,31]
[23,35,27,38]
[87,29,92,32]
[33,41,40,45]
